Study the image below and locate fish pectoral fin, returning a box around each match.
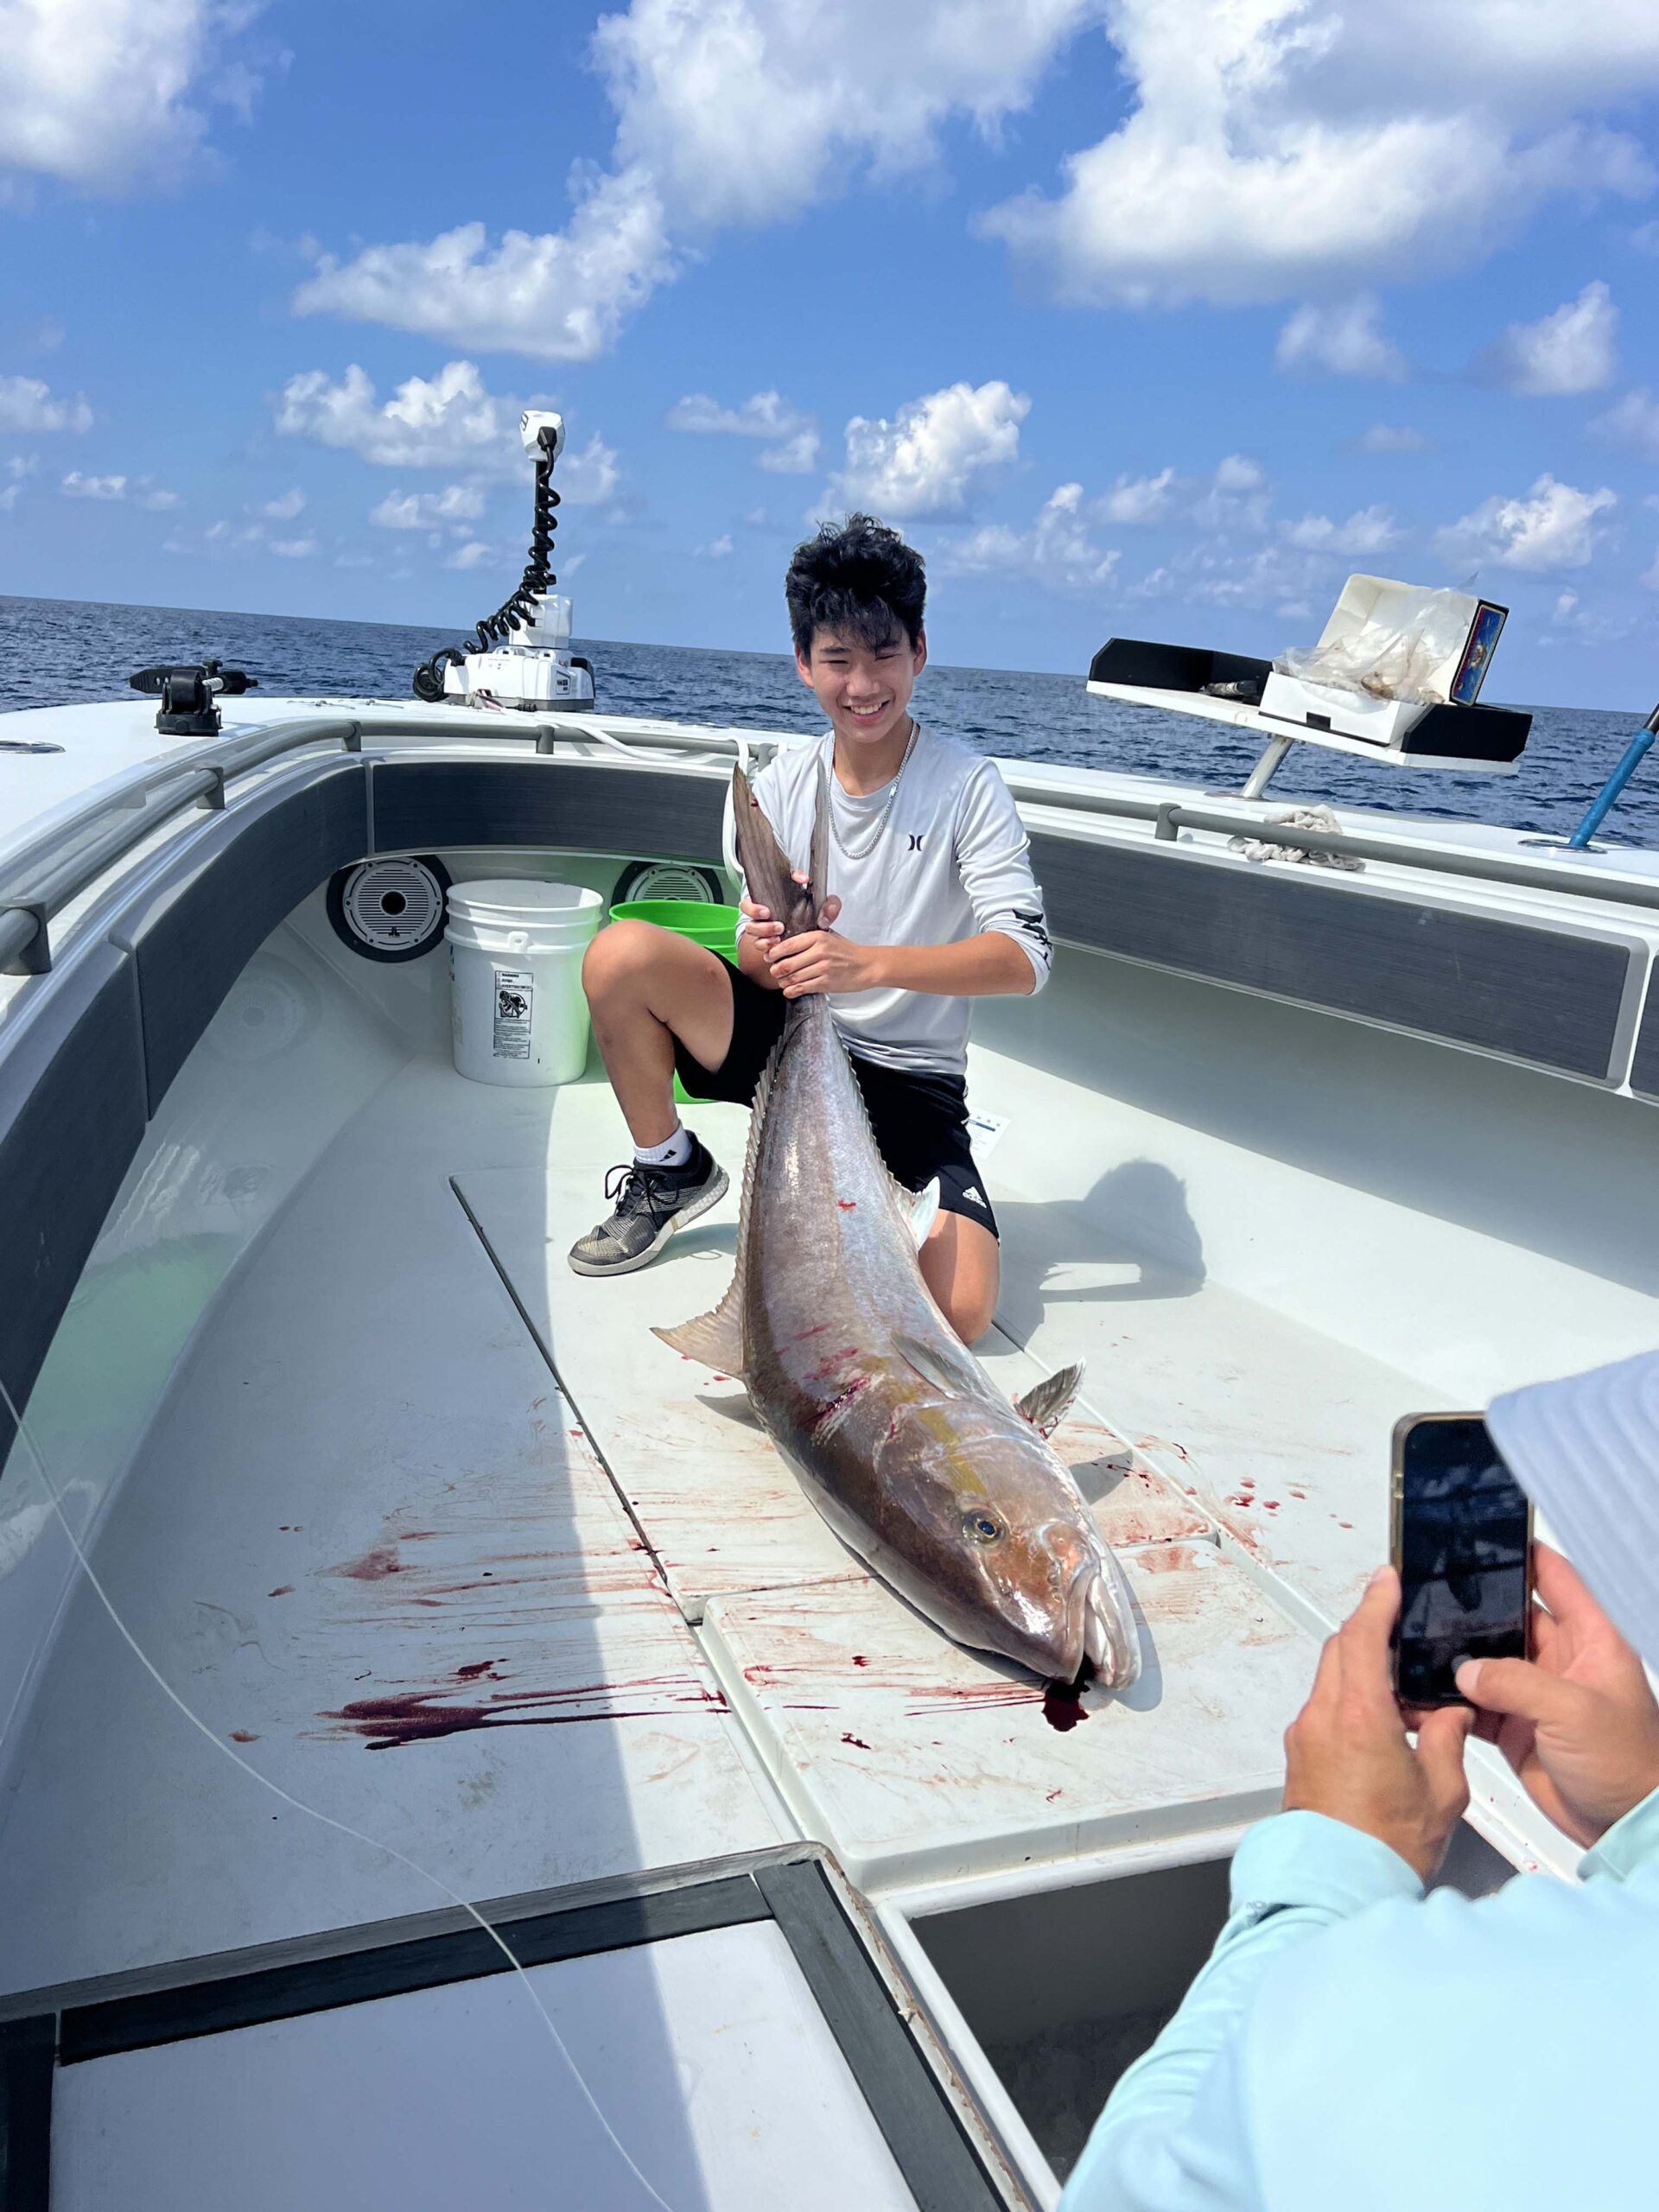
[1014,1359,1084,1438]
[902,1176,941,1248]
[652,1284,747,1376]
[893,1328,982,1399]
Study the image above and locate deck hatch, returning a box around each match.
[10,1851,1013,2212]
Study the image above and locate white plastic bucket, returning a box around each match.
[444,879,602,1088]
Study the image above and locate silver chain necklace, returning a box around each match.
[829,720,919,862]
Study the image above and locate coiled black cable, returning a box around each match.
[410,445,562,702]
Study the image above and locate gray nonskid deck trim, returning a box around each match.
[369,756,726,866]
[1031,829,1637,1079]
[1633,971,1659,1102]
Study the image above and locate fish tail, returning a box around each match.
[732,764,820,939]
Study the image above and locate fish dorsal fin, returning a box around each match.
[893,1328,981,1399]
[652,1281,746,1376]
[901,1176,940,1248]
[1014,1360,1084,1438]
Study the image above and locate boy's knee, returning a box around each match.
[582,918,664,997]
[947,1288,997,1345]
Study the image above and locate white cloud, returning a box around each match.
[979,2,1658,308]
[1189,453,1272,535]
[1281,505,1400,556]
[1096,467,1177,524]
[757,429,819,475]
[294,1,1095,358]
[1591,388,1659,461]
[1352,423,1434,455]
[370,483,485,531]
[275,361,522,473]
[142,486,180,511]
[253,488,306,521]
[7,454,39,477]
[937,481,1119,594]
[559,431,620,506]
[1472,280,1618,396]
[1635,219,1659,256]
[0,375,92,434]
[695,533,734,559]
[0,484,18,513]
[60,469,125,499]
[445,539,496,571]
[0,0,260,193]
[824,380,1028,521]
[270,536,316,559]
[1435,474,1616,574]
[295,169,673,363]
[668,389,819,474]
[1276,297,1406,380]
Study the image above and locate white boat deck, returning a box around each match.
[0,1014,1493,2002]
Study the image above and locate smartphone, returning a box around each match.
[1389,1413,1532,1707]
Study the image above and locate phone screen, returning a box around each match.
[1393,1415,1530,1706]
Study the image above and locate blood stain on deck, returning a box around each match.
[322,1675,728,1751]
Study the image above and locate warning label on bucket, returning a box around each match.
[492,968,534,1059]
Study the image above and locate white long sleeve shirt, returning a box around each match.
[738,728,1051,1076]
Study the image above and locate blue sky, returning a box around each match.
[3,1,1659,708]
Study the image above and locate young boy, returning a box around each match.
[569,514,1052,1344]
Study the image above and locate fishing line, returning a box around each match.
[0,1374,677,2212]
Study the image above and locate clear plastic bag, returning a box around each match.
[1274,587,1475,706]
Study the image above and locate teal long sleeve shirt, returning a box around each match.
[1061,1786,1659,2211]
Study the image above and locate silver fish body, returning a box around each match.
[655,768,1140,1687]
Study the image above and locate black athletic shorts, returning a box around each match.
[673,962,999,1239]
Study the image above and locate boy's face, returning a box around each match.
[797,624,926,752]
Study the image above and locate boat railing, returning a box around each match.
[4,707,1659,978]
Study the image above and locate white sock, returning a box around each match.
[635,1125,693,1169]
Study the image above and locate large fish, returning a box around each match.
[654,765,1140,1688]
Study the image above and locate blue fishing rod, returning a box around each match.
[1567,702,1659,850]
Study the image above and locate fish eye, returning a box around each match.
[963,1509,1005,1546]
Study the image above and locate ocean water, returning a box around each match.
[3,591,1654,847]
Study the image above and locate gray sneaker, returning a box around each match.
[568,1137,729,1276]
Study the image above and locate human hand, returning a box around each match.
[1281,1567,1473,1884]
[1456,1543,1659,1849]
[741,871,842,957]
[766,918,870,998]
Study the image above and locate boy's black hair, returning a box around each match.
[785,514,925,658]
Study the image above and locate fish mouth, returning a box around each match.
[1065,1555,1141,1691]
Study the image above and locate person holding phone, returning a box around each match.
[1061,1350,1659,2212]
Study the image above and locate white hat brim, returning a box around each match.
[1486,1350,1659,1668]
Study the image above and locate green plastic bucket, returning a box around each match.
[607,898,741,965]
[606,898,742,1103]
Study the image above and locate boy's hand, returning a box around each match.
[741,868,850,996]
[766,922,874,998]
[1457,1544,1659,1849]
[1281,1566,1473,1884]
